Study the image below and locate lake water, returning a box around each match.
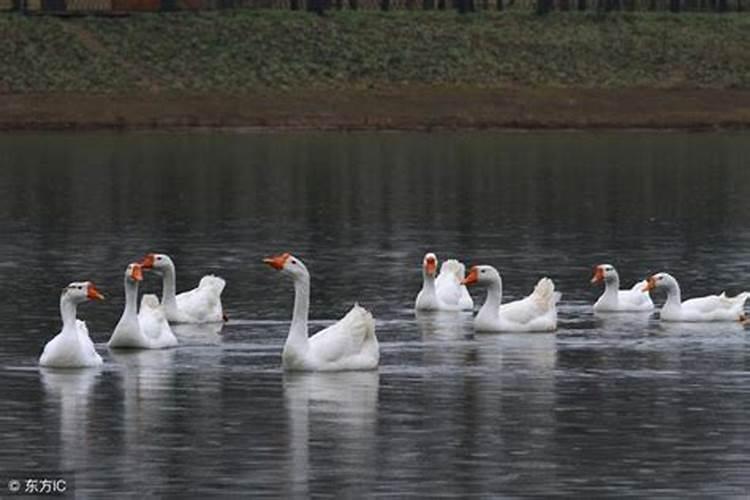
[0,132,749,497]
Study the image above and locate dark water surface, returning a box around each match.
[0,132,749,497]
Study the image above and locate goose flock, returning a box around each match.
[39,252,749,371]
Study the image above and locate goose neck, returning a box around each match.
[287,276,310,352]
[161,262,178,309]
[479,278,503,319]
[663,280,682,309]
[422,272,437,295]
[59,295,79,336]
[123,277,139,319]
[602,276,620,301]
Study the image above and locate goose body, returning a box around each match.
[592,264,654,312]
[415,253,474,311]
[645,273,748,322]
[109,263,178,350]
[140,253,225,324]
[463,265,560,332]
[39,282,104,368]
[264,253,379,371]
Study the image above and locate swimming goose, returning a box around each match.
[264,252,379,371]
[591,264,654,312]
[463,265,560,332]
[40,282,104,368]
[415,252,473,311]
[108,263,178,349]
[139,253,225,324]
[644,272,748,322]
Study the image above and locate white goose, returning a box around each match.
[39,282,104,368]
[264,253,379,371]
[415,252,474,311]
[463,265,560,332]
[591,264,654,312]
[139,253,226,324]
[108,263,178,349]
[644,272,748,322]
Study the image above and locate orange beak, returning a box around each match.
[424,257,437,276]
[130,264,143,282]
[591,266,604,285]
[462,267,479,286]
[87,283,105,301]
[642,276,656,292]
[140,253,155,269]
[263,252,291,270]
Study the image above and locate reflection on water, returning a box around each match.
[474,332,557,372]
[171,322,224,345]
[416,310,474,341]
[284,372,379,498]
[1,132,750,496]
[108,349,177,495]
[656,319,746,338]
[41,368,101,478]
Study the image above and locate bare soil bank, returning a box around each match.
[2,87,750,131]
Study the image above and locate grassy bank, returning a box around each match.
[2,11,750,92]
[1,11,750,129]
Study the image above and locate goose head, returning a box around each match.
[125,263,144,283]
[139,253,173,273]
[591,264,618,285]
[62,281,105,304]
[264,252,309,281]
[422,253,438,278]
[461,265,501,287]
[643,272,676,293]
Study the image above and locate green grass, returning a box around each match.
[1,10,750,93]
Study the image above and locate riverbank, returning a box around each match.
[2,11,750,130]
[2,87,750,130]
